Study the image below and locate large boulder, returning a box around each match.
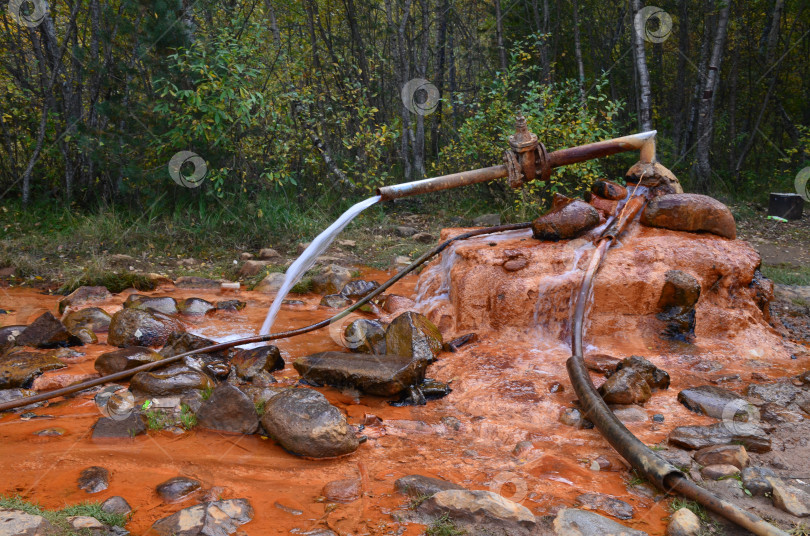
[385,312,443,363]
[231,346,284,379]
[62,307,112,333]
[107,309,181,347]
[532,196,600,241]
[0,349,66,389]
[668,423,771,453]
[641,194,736,239]
[259,388,359,458]
[294,351,429,397]
[15,312,82,348]
[418,490,536,536]
[58,286,112,314]
[196,384,259,435]
[130,367,215,397]
[677,385,750,419]
[95,346,162,376]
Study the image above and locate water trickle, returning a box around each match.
[259,195,381,335]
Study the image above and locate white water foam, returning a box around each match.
[259,195,381,335]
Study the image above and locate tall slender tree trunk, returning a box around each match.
[494,0,507,71]
[572,0,585,104]
[672,0,689,159]
[693,1,731,192]
[432,0,449,156]
[384,0,414,180]
[631,0,653,131]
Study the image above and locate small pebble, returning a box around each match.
[653,414,665,423]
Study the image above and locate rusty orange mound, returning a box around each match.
[416,225,787,360]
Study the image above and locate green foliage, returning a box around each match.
[145,409,173,431]
[670,498,708,521]
[201,386,215,401]
[254,399,267,417]
[179,404,198,430]
[58,271,156,295]
[0,495,127,534]
[424,514,467,536]
[761,265,810,286]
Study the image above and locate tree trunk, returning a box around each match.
[572,0,585,104]
[631,0,653,131]
[494,0,507,72]
[431,0,449,156]
[693,1,731,192]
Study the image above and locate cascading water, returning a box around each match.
[259,195,381,335]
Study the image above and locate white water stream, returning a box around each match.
[259,195,381,335]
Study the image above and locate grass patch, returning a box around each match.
[791,523,810,536]
[762,264,810,286]
[179,404,197,429]
[144,409,174,431]
[670,497,708,521]
[0,495,127,534]
[58,270,156,294]
[201,386,214,401]
[290,276,313,294]
[407,492,432,510]
[254,399,267,417]
[424,514,467,536]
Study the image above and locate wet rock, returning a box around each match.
[760,402,804,424]
[626,161,683,196]
[149,498,253,536]
[598,369,651,405]
[312,265,353,295]
[157,476,202,502]
[0,508,54,535]
[294,352,429,397]
[395,475,465,498]
[693,444,749,469]
[395,226,417,237]
[124,295,179,315]
[473,213,501,227]
[0,325,25,352]
[653,414,665,422]
[700,464,740,480]
[532,197,600,241]
[385,311,443,364]
[62,307,112,333]
[575,492,634,520]
[656,448,693,470]
[108,309,181,348]
[95,346,162,376]
[741,466,775,496]
[254,272,286,293]
[58,286,112,314]
[259,388,359,458]
[177,298,215,316]
[339,280,380,300]
[380,294,416,314]
[215,300,246,312]
[196,384,259,435]
[130,368,214,397]
[657,270,700,340]
[641,193,736,239]
[667,507,700,536]
[554,507,648,535]
[343,319,386,354]
[159,332,223,360]
[668,423,771,453]
[16,312,82,348]
[768,477,810,517]
[0,350,66,389]
[78,466,109,493]
[609,405,648,423]
[745,381,802,407]
[677,385,749,419]
[175,276,221,289]
[444,333,476,352]
[320,294,351,308]
[322,478,361,503]
[34,428,65,437]
[419,489,535,535]
[231,346,284,379]
[91,413,146,438]
[617,356,670,389]
[0,389,42,412]
[70,328,97,344]
[591,180,628,201]
[584,354,621,375]
[101,496,132,516]
[559,407,591,428]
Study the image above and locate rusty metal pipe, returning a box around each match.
[376,130,657,201]
[0,222,532,413]
[566,196,788,536]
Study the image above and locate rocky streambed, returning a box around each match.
[1,190,809,535]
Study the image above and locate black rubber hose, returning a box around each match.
[0,222,532,413]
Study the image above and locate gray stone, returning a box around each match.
[95,347,162,376]
[157,476,202,502]
[745,381,803,407]
[667,507,700,536]
[609,405,648,423]
[700,464,740,480]
[294,351,428,397]
[419,490,535,535]
[768,477,810,517]
[91,414,146,439]
[101,496,132,516]
[319,294,352,309]
[668,423,771,453]
[693,444,749,469]
[575,492,634,520]
[339,280,380,300]
[0,508,54,536]
[129,368,214,397]
[149,499,253,535]
[231,346,283,379]
[177,298,215,316]
[741,466,775,496]
[196,384,259,435]
[311,265,353,295]
[123,295,179,315]
[58,286,112,314]
[260,388,359,458]
[656,448,693,471]
[394,475,465,498]
[385,311,443,364]
[677,385,749,419]
[78,466,109,493]
[394,226,417,237]
[254,272,286,293]
[553,508,648,535]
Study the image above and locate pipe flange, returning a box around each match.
[535,141,552,183]
[503,150,523,188]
